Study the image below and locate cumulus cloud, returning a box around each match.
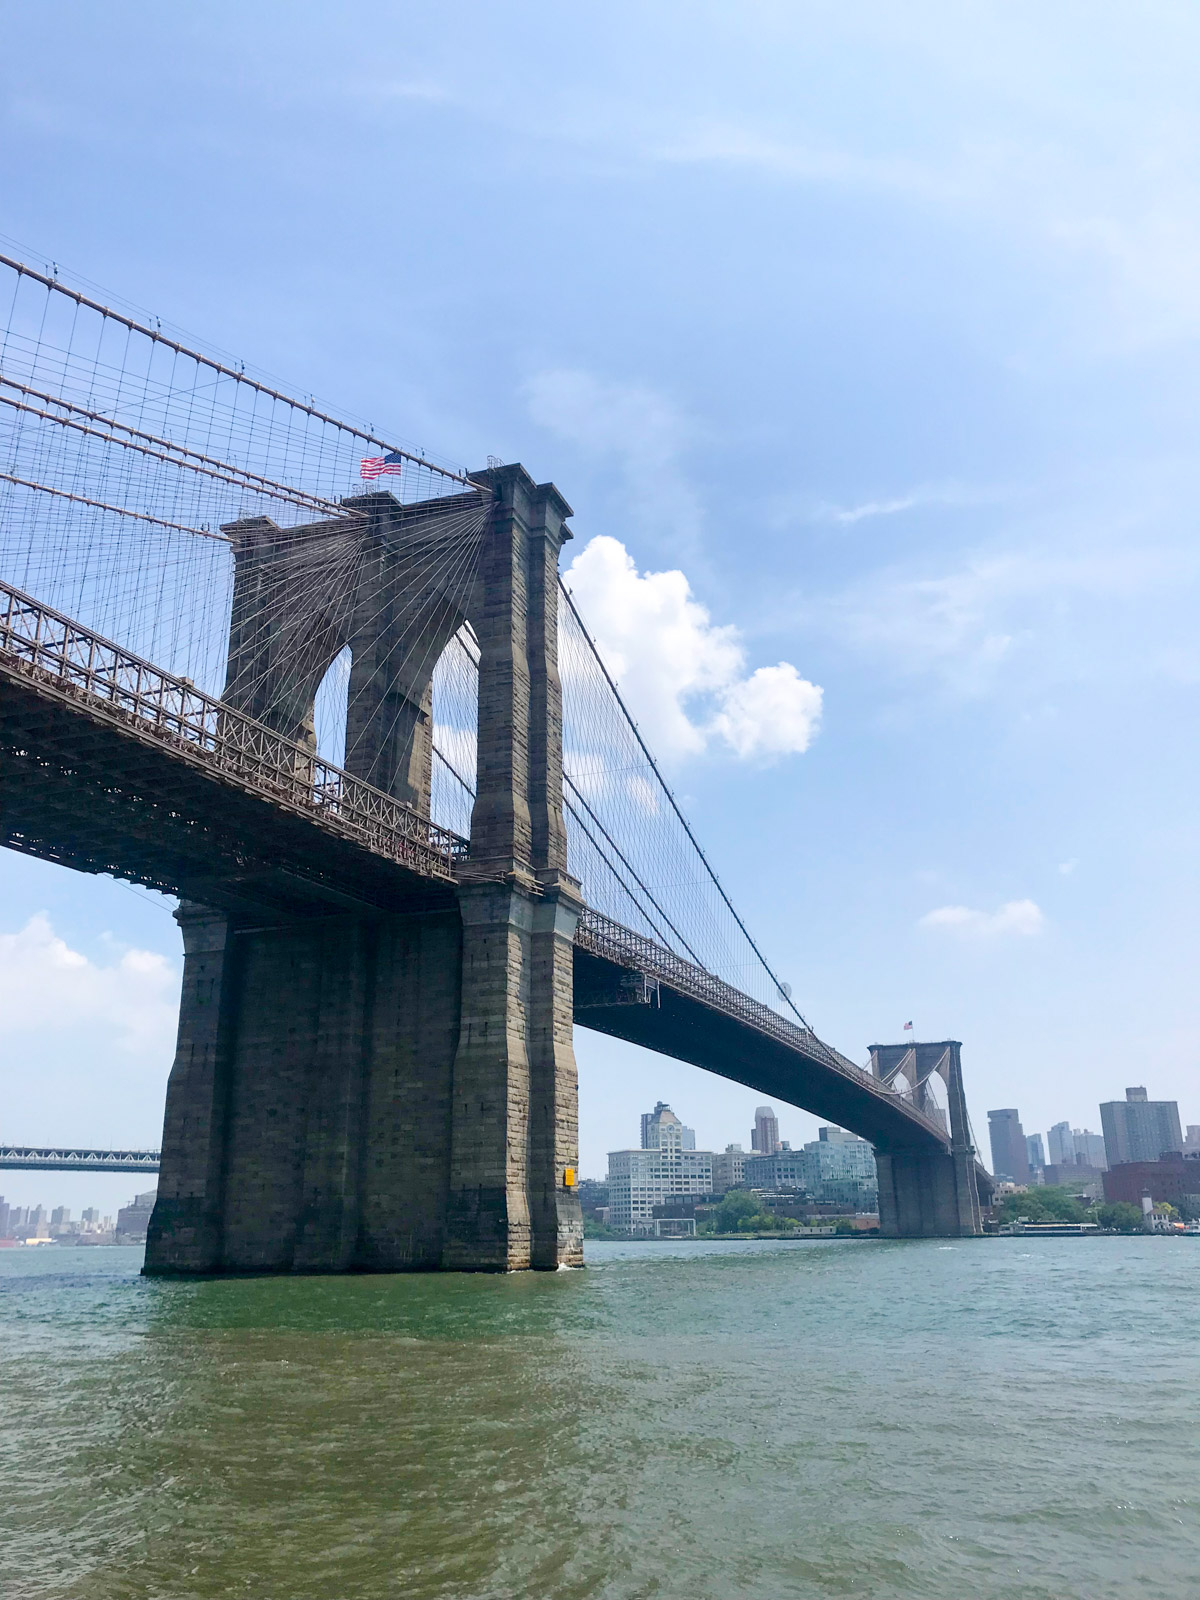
[918,899,1045,938]
[564,534,821,763]
[0,913,181,1052]
[712,664,824,760]
[0,913,181,1148]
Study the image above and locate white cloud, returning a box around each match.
[808,483,1004,527]
[564,534,821,764]
[1058,858,1078,876]
[828,495,922,525]
[0,913,181,1052]
[918,899,1045,938]
[712,663,823,759]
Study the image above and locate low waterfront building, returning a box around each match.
[1101,1151,1200,1211]
[710,1146,746,1195]
[744,1151,808,1191]
[799,1129,878,1209]
[746,1128,877,1209]
[1042,1163,1104,1198]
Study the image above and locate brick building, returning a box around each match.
[1101,1152,1200,1210]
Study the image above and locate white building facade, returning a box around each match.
[608,1105,714,1234]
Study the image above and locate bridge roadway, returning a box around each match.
[0,577,973,1171]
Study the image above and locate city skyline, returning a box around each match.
[604,1099,879,1233]
[985,1081,1198,1185]
[0,1187,154,1244]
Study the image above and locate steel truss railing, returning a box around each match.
[576,908,951,1142]
[0,578,468,881]
[0,1146,161,1172]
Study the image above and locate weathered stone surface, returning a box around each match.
[147,464,584,1275]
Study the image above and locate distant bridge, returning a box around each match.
[0,1146,161,1174]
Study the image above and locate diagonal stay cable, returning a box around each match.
[559,576,811,1029]
[431,742,684,956]
[562,771,708,968]
[0,252,471,488]
[563,797,682,954]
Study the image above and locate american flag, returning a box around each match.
[903,1021,913,1031]
[360,450,405,480]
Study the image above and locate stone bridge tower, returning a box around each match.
[145,465,585,1274]
[869,1041,984,1237]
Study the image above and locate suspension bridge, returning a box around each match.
[0,253,990,1270]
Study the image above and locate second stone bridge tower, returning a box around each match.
[145,465,585,1274]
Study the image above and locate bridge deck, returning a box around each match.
[574,914,954,1155]
[0,580,462,916]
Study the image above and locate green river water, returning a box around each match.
[1,1237,1196,1599]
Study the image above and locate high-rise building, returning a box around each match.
[641,1102,697,1151]
[1183,1126,1200,1154]
[1026,1133,1046,1175]
[609,1106,714,1233]
[1047,1121,1074,1166]
[1099,1087,1183,1166]
[1071,1129,1107,1170]
[751,1106,781,1155]
[115,1190,157,1242]
[988,1109,1029,1182]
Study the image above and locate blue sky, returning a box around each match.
[2,1,1199,1205]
